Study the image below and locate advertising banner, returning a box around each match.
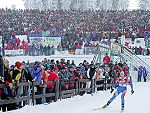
[44,37,61,47]
[75,49,84,55]
[5,50,24,56]
[111,43,121,54]
[16,35,28,42]
[29,37,44,45]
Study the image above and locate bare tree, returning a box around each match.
[139,0,150,10]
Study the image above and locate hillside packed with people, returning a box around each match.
[1,9,150,55]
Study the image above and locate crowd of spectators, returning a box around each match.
[0,53,132,112]
[124,42,150,55]
[1,9,150,53]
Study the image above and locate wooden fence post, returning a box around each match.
[54,80,59,102]
[91,79,95,94]
[75,80,79,95]
[59,82,62,100]
[78,80,80,95]
[104,78,107,90]
[31,82,35,106]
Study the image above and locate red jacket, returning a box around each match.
[16,38,21,45]
[6,42,11,50]
[47,71,58,89]
[20,45,25,49]
[103,55,110,64]
[138,47,143,53]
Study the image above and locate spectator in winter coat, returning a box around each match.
[21,61,33,106]
[9,61,23,109]
[133,46,137,55]
[68,66,79,89]
[46,67,58,103]
[79,63,86,77]
[146,48,150,55]
[138,46,143,55]
[66,60,71,68]
[86,64,96,93]
[103,53,110,64]
[137,66,143,82]
[71,60,76,68]
[142,67,147,82]
[58,67,72,90]
[0,58,15,112]
[16,38,21,47]
[31,61,48,104]
[31,62,43,84]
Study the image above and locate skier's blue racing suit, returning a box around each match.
[106,76,134,109]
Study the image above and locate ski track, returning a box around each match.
[5,83,150,113]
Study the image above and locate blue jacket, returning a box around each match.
[138,67,143,76]
[31,66,42,83]
[142,67,147,77]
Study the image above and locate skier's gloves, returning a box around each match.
[131,90,134,94]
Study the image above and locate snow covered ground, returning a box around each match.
[6,83,150,113]
[5,55,94,66]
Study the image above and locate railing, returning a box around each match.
[0,78,113,107]
[120,45,150,79]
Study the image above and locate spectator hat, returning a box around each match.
[15,61,22,69]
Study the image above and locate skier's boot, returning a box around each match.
[102,104,109,108]
[121,107,124,112]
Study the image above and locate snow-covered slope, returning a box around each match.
[6,83,150,113]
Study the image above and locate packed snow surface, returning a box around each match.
[6,83,150,113]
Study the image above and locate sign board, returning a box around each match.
[44,37,61,47]
[75,49,84,55]
[29,37,61,47]
[16,35,28,42]
[5,50,24,56]
[29,37,44,46]
[111,43,121,54]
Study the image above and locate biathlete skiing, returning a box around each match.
[102,71,134,112]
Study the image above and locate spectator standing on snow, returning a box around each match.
[142,67,147,82]
[103,53,110,65]
[137,66,143,82]
[138,46,143,55]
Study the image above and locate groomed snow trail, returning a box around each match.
[6,83,150,113]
